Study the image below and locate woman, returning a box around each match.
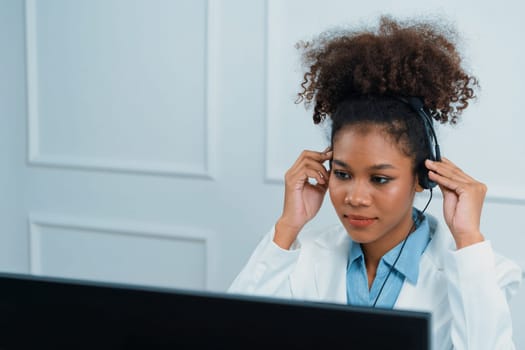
[229,16,522,349]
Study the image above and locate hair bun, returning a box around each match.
[295,16,478,125]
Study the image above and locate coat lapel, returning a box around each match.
[314,243,348,303]
[395,216,450,312]
[289,224,350,304]
[313,225,350,304]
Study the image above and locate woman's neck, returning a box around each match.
[361,211,415,283]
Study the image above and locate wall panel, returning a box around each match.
[29,214,217,290]
[26,0,214,177]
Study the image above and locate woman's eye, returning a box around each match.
[333,170,350,180]
[372,176,390,184]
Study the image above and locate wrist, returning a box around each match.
[273,218,302,250]
[454,231,485,250]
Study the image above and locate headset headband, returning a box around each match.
[397,96,441,162]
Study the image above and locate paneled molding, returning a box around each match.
[28,213,219,290]
[24,0,218,179]
[264,0,288,185]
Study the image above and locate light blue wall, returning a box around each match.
[0,0,28,272]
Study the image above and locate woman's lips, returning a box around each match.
[344,214,377,228]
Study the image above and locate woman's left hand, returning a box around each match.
[425,157,486,249]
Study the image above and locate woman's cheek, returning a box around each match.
[381,182,416,205]
[328,181,344,205]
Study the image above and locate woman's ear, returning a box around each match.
[415,176,424,193]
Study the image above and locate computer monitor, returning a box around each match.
[0,272,430,349]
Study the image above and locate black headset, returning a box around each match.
[397,97,442,190]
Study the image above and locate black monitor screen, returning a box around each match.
[0,273,430,349]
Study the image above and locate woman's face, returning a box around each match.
[328,125,422,247]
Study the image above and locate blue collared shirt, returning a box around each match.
[346,208,431,308]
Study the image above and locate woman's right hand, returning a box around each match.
[273,148,333,249]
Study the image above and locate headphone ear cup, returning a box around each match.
[417,164,429,190]
[418,160,437,190]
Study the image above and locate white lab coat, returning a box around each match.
[229,214,522,350]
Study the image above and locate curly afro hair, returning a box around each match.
[296,16,478,125]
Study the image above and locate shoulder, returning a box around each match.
[422,213,522,297]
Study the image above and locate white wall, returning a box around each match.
[0,0,523,346]
[0,0,27,273]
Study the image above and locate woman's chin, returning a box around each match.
[343,228,379,244]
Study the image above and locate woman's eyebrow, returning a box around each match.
[332,159,350,168]
[369,163,396,170]
[332,159,396,170]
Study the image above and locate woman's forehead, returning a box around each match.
[332,126,412,165]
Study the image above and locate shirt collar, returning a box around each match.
[348,237,364,265]
[382,209,431,284]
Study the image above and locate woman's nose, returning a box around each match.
[344,181,372,207]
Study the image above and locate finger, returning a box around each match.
[301,149,333,162]
[436,158,478,181]
[425,159,472,184]
[303,168,327,185]
[306,180,329,193]
[287,166,327,186]
[430,167,488,199]
[426,158,466,178]
[305,158,330,180]
[287,149,332,183]
[307,165,330,185]
[293,157,330,180]
[428,170,466,193]
[289,150,332,174]
[439,158,470,177]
